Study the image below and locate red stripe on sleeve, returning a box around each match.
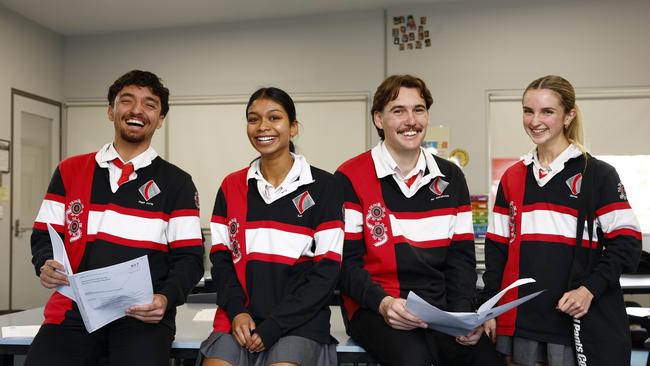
[169,238,203,249]
[595,201,633,217]
[604,228,642,240]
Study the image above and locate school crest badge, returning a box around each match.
[429,177,449,196]
[138,180,161,201]
[292,191,315,215]
[566,173,582,196]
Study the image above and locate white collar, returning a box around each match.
[523,144,582,186]
[246,153,315,204]
[371,142,444,198]
[371,141,443,180]
[95,143,158,171]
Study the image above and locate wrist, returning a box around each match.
[378,296,393,316]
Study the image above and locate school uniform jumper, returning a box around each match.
[336,143,501,366]
[26,143,204,366]
[208,155,344,352]
[481,145,642,351]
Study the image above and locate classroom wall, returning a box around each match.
[62,0,650,195]
[386,0,650,193]
[0,5,64,309]
[63,10,385,100]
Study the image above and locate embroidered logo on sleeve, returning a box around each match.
[138,180,161,201]
[292,191,315,215]
[429,177,449,196]
[66,199,84,242]
[566,173,582,197]
[194,191,200,209]
[617,182,627,200]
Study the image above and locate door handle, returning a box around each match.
[14,219,31,237]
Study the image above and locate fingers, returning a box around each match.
[246,333,265,353]
[380,297,427,330]
[484,319,496,343]
[456,326,483,346]
[556,288,593,318]
[126,296,166,323]
[39,260,69,288]
[125,304,165,323]
[231,313,255,347]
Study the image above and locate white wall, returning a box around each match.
[387,0,650,193]
[64,10,385,99]
[0,5,64,309]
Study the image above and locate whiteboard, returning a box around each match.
[166,95,369,227]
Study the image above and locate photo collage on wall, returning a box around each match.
[392,15,431,51]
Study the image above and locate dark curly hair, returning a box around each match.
[107,70,170,116]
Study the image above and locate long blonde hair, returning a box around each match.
[523,75,586,152]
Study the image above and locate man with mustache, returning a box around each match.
[25,70,204,366]
[335,75,501,365]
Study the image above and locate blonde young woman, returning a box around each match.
[482,75,641,366]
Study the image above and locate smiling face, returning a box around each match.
[108,85,164,148]
[522,89,575,149]
[246,98,298,159]
[373,87,429,156]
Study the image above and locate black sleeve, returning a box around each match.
[443,167,477,312]
[582,162,642,299]
[480,180,510,304]
[31,167,66,275]
[159,176,205,308]
[335,171,388,313]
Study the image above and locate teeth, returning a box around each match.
[126,118,144,126]
[257,136,274,141]
[401,130,418,136]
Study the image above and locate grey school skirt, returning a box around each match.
[496,335,575,366]
[196,332,337,366]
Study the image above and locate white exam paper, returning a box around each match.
[72,255,154,333]
[47,224,75,300]
[406,278,544,337]
[46,223,154,333]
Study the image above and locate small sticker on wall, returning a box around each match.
[392,15,431,51]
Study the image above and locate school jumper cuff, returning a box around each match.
[582,273,608,300]
[33,254,52,276]
[255,318,282,349]
[366,285,390,313]
[224,297,247,322]
[157,287,179,311]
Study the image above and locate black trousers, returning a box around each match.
[25,316,174,366]
[349,308,504,366]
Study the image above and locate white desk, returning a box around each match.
[0,304,372,365]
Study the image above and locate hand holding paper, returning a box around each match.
[405,278,544,337]
[46,223,154,333]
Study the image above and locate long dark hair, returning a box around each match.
[246,87,297,153]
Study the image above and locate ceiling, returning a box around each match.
[0,0,454,36]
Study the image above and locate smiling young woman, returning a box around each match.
[198,87,344,366]
[481,75,642,366]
